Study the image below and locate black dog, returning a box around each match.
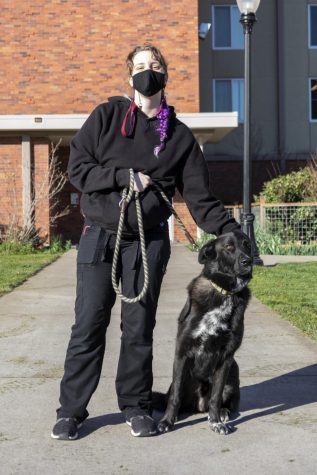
[156,231,252,435]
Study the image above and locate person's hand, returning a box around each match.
[133,172,152,192]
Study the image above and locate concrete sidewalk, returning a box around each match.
[0,246,316,475]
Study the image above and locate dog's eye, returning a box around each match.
[224,244,234,252]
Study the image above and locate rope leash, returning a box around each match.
[111,169,197,304]
[111,169,149,303]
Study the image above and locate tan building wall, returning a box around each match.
[199,0,317,159]
[199,0,278,158]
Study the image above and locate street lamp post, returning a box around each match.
[236,0,263,265]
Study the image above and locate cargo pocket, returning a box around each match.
[100,232,111,263]
[77,224,103,265]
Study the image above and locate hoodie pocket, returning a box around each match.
[125,187,172,232]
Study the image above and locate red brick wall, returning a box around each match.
[0,138,23,236]
[173,191,197,242]
[1,0,199,114]
[1,0,199,243]
[0,137,51,242]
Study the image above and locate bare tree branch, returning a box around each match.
[1,138,70,246]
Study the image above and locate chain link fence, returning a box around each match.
[226,202,317,244]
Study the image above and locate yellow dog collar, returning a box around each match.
[210,280,233,296]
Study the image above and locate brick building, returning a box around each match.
[1,0,315,244]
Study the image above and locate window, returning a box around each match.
[310,79,317,121]
[212,5,244,49]
[214,79,244,123]
[309,5,317,48]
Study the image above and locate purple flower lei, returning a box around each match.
[154,97,170,158]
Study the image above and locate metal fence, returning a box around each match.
[226,202,317,244]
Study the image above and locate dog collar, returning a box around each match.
[210,281,233,296]
[210,277,251,296]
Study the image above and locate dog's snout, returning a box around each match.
[240,255,252,267]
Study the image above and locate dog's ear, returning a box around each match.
[198,240,216,264]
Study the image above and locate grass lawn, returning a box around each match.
[0,252,63,296]
[250,262,317,341]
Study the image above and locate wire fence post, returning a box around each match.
[259,197,266,229]
[233,206,241,224]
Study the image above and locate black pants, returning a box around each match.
[57,220,171,420]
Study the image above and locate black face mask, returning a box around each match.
[132,69,165,97]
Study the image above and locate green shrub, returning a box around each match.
[257,167,313,203]
[188,231,215,252]
[255,166,317,245]
[189,228,317,256]
[263,206,317,244]
[278,243,317,256]
[255,226,317,255]
[0,241,37,255]
[0,235,72,255]
[48,235,72,254]
[255,226,283,254]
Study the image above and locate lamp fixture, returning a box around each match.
[199,23,211,39]
[236,0,261,14]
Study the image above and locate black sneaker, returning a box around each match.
[51,417,83,441]
[124,407,158,437]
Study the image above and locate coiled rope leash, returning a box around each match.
[111,169,149,303]
[111,168,198,304]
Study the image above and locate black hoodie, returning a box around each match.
[68,96,240,236]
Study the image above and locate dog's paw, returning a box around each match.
[157,420,174,433]
[208,420,233,435]
[220,408,230,423]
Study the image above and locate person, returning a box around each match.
[51,44,241,440]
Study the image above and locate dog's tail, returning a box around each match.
[151,391,168,411]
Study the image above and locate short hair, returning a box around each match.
[126,44,168,82]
